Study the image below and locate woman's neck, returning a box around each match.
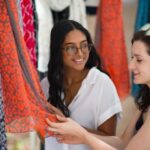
[63,68,89,106]
[64,68,89,86]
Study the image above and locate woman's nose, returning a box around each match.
[76,48,83,56]
[128,59,135,71]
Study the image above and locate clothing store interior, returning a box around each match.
[1,0,150,150]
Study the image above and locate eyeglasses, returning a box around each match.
[62,43,92,56]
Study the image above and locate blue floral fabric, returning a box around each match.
[0,85,7,150]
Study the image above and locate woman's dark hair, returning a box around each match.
[132,30,150,112]
[47,20,103,116]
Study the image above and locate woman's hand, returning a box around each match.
[46,103,65,117]
[46,115,88,144]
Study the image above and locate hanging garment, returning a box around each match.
[16,0,23,30]
[35,0,87,73]
[96,0,130,99]
[85,0,99,15]
[20,0,37,67]
[69,0,87,28]
[0,79,7,150]
[85,0,99,7]
[51,7,69,24]
[132,0,150,96]
[0,0,58,138]
[135,0,150,31]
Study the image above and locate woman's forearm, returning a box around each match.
[85,127,114,136]
[90,110,141,149]
[83,132,116,150]
[92,134,125,150]
[46,111,141,150]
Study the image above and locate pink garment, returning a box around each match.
[20,0,37,67]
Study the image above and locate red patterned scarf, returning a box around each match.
[96,0,130,99]
[0,0,57,138]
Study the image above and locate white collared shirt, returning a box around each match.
[41,67,122,150]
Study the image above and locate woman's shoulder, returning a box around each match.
[88,67,110,81]
[125,110,150,150]
[84,67,117,92]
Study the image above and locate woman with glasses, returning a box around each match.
[46,24,150,150]
[41,20,122,150]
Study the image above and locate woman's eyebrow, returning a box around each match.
[134,54,142,57]
[63,42,75,46]
[63,40,88,46]
[80,40,88,43]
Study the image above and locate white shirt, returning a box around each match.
[41,67,122,150]
[85,0,99,7]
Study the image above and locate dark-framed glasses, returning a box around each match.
[62,43,93,55]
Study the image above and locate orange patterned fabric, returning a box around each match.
[0,0,57,138]
[96,0,130,99]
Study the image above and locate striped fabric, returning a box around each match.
[20,0,37,67]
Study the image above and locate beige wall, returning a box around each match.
[123,0,138,61]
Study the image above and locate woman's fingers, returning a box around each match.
[56,136,74,144]
[55,135,68,143]
[46,104,64,116]
[56,115,68,122]
[51,105,64,117]
[47,127,58,132]
[46,118,65,135]
[46,118,59,128]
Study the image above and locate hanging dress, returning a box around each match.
[20,0,37,67]
[0,0,58,138]
[95,0,130,99]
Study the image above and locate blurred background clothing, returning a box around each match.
[0,80,7,150]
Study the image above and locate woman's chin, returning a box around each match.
[133,79,143,85]
[133,79,140,84]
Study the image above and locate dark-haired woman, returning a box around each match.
[41,20,122,150]
[46,24,150,150]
